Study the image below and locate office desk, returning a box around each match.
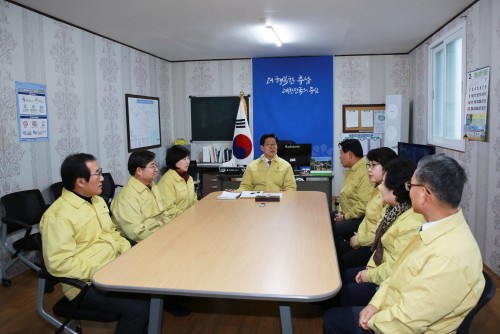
[93,191,340,334]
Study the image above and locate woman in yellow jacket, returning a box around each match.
[158,145,198,222]
[339,158,425,306]
[338,147,398,270]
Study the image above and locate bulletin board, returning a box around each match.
[342,104,385,133]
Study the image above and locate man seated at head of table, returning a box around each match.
[111,150,169,243]
[40,153,149,334]
[236,133,297,192]
[323,154,485,334]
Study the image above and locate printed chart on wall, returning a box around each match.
[125,94,161,152]
[15,81,49,142]
[464,66,489,141]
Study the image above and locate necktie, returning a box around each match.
[268,160,272,168]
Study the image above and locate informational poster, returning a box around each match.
[16,81,49,142]
[464,66,489,141]
[125,94,161,152]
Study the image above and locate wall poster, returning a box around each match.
[464,66,489,141]
[16,81,49,142]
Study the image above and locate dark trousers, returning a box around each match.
[323,306,371,334]
[341,247,373,271]
[339,267,378,306]
[79,285,150,334]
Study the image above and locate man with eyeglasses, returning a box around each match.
[40,153,149,334]
[323,154,484,334]
[237,133,297,192]
[111,150,169,242]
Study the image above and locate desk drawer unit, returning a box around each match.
[202,172,221,196]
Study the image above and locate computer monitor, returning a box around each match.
[397,142,436,165]
[278,143,312,171]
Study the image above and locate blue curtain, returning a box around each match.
[252,56,334,159]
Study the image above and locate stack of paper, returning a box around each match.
[217,191,241,200]
[240,191,263,198]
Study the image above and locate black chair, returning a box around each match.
[37,268,119,334]
[1,189,46,286]
[50,181,64,202]
[188,160,202,198]
[456,270,496,334]
[101,173,123,205]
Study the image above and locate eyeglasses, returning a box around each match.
[404,181,431,194]
[144,162,159,170]
[366,162,380,169]
[263,143,277,148]
[91,168,103,178]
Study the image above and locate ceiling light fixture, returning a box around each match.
[266,25,282,47]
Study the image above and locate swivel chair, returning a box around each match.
[1,189,46,286]
[50,181,64,201]
[456,270,496,334]
[101,173,123,205]
[37,268,119,334]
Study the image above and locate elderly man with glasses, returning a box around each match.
[40,153,150,334]
[237,133,297,192]
[111,150,169,243]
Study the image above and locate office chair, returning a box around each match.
[50,181,64,202]
[188,160,202,198]
[1,189,46,287]
[456,270,496,334]
[37,268,119,334]
[101,173,123,205]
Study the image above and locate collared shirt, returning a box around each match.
[354,184,387,247]
[366,207,425,284]
[237,155,297,192]
[368,209,484,333]
[111,176,168,242]
[157,168,198,221]
[40,189,130,300]
[339,157,373,220]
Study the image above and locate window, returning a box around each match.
[427,22,466,151]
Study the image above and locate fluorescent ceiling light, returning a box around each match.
[266,25,282,47]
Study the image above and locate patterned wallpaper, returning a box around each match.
[1,0,498,278]
[0,1,174,277]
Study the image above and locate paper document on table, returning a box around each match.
[262,192,283,198]
[240,191,263,198]
[217,191,241,200]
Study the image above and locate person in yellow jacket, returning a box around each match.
[332,139,373,240]
[111,150,169,242]
[338,158,424,306]
[40,153,149,334]
[157,145,198,221]
[324,154,484,334]
[237,133,297,192]
[339,147,398,270]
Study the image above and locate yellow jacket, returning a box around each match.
[157,169,198,221]
[40,189,130,300]
[237,155,297,192]
[339,158,373,220]
[111,176,168,242]
[366,207,424,285]
[368,210,484,333]
[354,185,387,247]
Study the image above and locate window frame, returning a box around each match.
[427,22,466,152]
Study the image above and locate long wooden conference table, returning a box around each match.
[93,191,341,334]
